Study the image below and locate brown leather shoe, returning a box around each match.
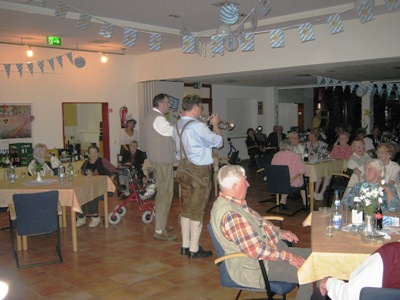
[153,230,177,241]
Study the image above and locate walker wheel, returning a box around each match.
[108,212,121,225]
[114,205,127,217]
[142,211,154,224]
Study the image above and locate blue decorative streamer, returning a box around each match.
[327,13,344,35]
[270,29,284,48]
[77,13,92,30]
[149,33,162,51]
[182,35,196,54]
[299,23,315,43]
[240,33,254,52]
[123,29,137,47]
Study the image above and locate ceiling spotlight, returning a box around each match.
[27,46,33,57]
[101,53,107,63]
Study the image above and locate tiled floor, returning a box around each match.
[0,161,319,300]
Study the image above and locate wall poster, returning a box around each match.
[0,104,33,139]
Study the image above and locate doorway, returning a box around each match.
[62,102,110,161]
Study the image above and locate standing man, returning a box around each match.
[173,94,223,259]
[144,93,177,241]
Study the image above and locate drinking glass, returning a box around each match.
[85,169,92,177]
[325,216,334,237]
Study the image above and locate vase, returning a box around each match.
[361,215,384,244]
[36,172,42,182]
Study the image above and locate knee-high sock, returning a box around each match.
[181,216,191,248]
[280,194,288,205]
[189,220,202,253]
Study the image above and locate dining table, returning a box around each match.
[297,211,400,284]
[0,174,115,252]
[305,159,346,211]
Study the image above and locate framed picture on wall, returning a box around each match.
[258,101,263,115]
[0,104,33,139]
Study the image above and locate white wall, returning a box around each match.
[0,45,138,164]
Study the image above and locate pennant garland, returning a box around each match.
[299,23,315,43]
[367,82,376,94]
[386,83,394,95]
[317,76,323,86]
[149,33,162,51]
[27,63,34,75]
[4,64,11,78]
[48,58,55,71]
[56,55,63,68]
[350,82,356,93]
[16,64,23,77]
[385,0,400,11]
[77,13,92,30]
[38,60,44,73]
[55,0,68,18]
[357,1,374,24]
[377,83,384,96]
[123,29,138,47]
[270,29,284,48]
[332,79,338,90]
[66,52,73,64]
[341,81,348,91]
[261,0,272,16]
[240,33,254,52]
[324,78,331,89]
[210,35,224,54]
[99,23,114,39]
[327,13,344,35]
[182,35,196,54]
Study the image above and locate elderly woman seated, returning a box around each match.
[342,159,399,213]
[27,143,61,176]
[271,139,307,209]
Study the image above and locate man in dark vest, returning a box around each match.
[143,93,177,241]
[312,242,400,299]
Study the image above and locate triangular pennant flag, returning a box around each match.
[327,13,344,35]
[55,0,68,18]
[149,33,162,51]
[240,33,254,52]
[66,52,73,64]
[99,23,114,39]
[270,29,284,48]
[182,35,196,54]
[38,60,44,73]
[396,83,400,92]
[77,13,92,30]
[250,10,257,32]
[4,64,11,78]
[56,55,63,68]
[385,0,400,11]
[210,35,224,54]
[386,83,394,95]
[123,29,138,47]
[48,58,55,71]
[350,82,356,93]
[341,81,348,91]
[357,1,374,24]
[332,79,339,90]
[299,23,315,43]
[377,83,384,96]
[16,63,23,77]
[27,63,34,75]
[367,83,376,94]
[261,0,271,16]
[324,77,331,89]
[317,76,323,86]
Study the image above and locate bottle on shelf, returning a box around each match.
[332,190,342,231]
[375,204,383,230]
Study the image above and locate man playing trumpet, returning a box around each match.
[172,94,224,259]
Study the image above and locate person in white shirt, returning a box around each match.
[28,143,61,176]
[288,131,304,159]
[347,138,372,188]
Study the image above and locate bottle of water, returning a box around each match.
[67,159,74,181]
[58,165,65,185]
[351,195,363,229]
[332,190,342,230]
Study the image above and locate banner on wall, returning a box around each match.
[0,104,33,139]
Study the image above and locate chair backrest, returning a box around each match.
[207,223,246,288]
[229,151,239,165]
[265,165,291,195]
[13,190,59,236]
[359,287,400,300]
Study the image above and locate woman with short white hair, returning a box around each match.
[27,143,61,176]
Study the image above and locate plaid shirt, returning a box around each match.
[219,192,293,263]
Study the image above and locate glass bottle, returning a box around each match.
[375,204,383,230]
[303,145,309,162]
[332,190,342,231]
[351,195,363,229]
[67,159,74,181]
[58,165,65,185]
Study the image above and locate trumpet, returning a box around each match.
[199,115,235,131]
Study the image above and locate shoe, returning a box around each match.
[165,225,173,232]
[303,205,309,212]
[314,193,324,201]
[279,204,288,210]
[89,216,101,228]
[188,246,213,259]
[76,217,86,228]
[154,230,177,241]
[180,247,190,256]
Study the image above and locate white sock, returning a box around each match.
[189,220,202,253]
[180,216,191,248]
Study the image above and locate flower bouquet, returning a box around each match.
[33,158,44,182]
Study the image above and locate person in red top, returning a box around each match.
[330,132,352,160]
[271,139,307,209]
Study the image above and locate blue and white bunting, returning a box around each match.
[385,0,400,11]
[397,83,400,92]
[77,13,92,30]
[66,52,73,64]
[350,82,356,93]
[377,83,384,96]
[332,79,339,90]
[261,0,271,16]
[4,64,11,78]
[270,29,284,48]
[210,35,224,54]
[16,63,23,77]
[182,35,196,54]
[324,77,331,89]
[27,63,34,75]
[48,58,55,71]
[55,0,68,18]
[37,0,47,7]
[357,1,374,24]
[341,81,348,91]
[386,83,394,95]
[38,60,44,73]
[123,29,137,47]
[149,33,162,51]
[299,23,315,43]
[240,33,254,52]
[317,76,323,86]
[99,23,114,39]
[327,13,344,35]
[56,55,63,68]
[368,83,376,94]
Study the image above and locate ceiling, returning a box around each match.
[1,0,400,87]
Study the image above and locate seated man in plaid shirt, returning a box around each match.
[210,165,312,300]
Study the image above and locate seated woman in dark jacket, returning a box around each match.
[77,145,118,228]
[245,128,260,166]
[119,140,146,198]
